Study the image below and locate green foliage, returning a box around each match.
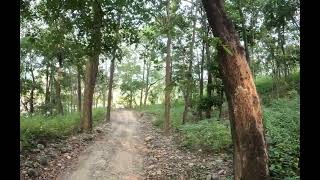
[20,108,106,150]
[180,120,232,152]
[255,72,299,104]
[196,96,222,111]
[138,101,185,130]
[263,94,300,179]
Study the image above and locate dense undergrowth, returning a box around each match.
[139,74,300,179]
[20,108,106,150]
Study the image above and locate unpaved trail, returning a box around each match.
[57,109,146,180]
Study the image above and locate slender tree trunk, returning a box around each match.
[95,95,98,108]
[140,59,146,107]
[106,48,116,121]
[55,53,64,115]
[144,61,151,106]
[81,0,103,131]
[102,86,106,108]
[183,1,197,123]
[45,63,50,107]
[30,68,35,114]
[202,0,269,179]
[50,65,55,115]
[205,27,212,119]
[55,67,63,115]
[130,91,133,108]
[218,89,223,120]
[182,91,188,124]
[164,0,172,135]
[237,0,250,64]
[77,65,82,112]
[198,31,205,120]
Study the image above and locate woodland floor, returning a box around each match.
[21,109,232,180]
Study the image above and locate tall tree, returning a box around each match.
[164,0,172,135]
[106,48,116,121]
[202,0,269,179]
[81,0,103,131]
[182,0,198,123]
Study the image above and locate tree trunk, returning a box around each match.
[81,0,103,131]
[202,0,269,179]
[164,0,172,135]
[45,63,50,107]
[182,91,188,124]
[50,64,55,115]
[218,89,223,120]
[237,0,250,64]
[199,30,205,120]
[77,65,82,112]
[106,48,116,121]
[30,68,35,114]
[183,1,197,124]
[205,27,212,119]
[55,66,64,115]
[144,61,151,106]
[140,59,146,107]
[102,86,106,108]
[130,91,133,108]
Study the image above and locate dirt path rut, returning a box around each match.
[57,109,145,180]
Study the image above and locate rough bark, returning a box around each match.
[164,0,172,135]
[106,48,116,121]
[81,0,103,131]
[202,0,269,179]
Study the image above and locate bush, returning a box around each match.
[20,108,106,149]
[179,120,232,152]
[263,94,300,179]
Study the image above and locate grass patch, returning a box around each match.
[20,108,106,149]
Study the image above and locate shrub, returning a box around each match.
[263,94,300,179]
[20,108,106,149]
[179,120,232,152]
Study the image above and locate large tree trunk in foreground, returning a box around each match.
[164,0,172,135]
[202,0,269,179]
[81,1,103,131]
[106,49,116,121]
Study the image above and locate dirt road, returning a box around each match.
[56,109,146,180]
